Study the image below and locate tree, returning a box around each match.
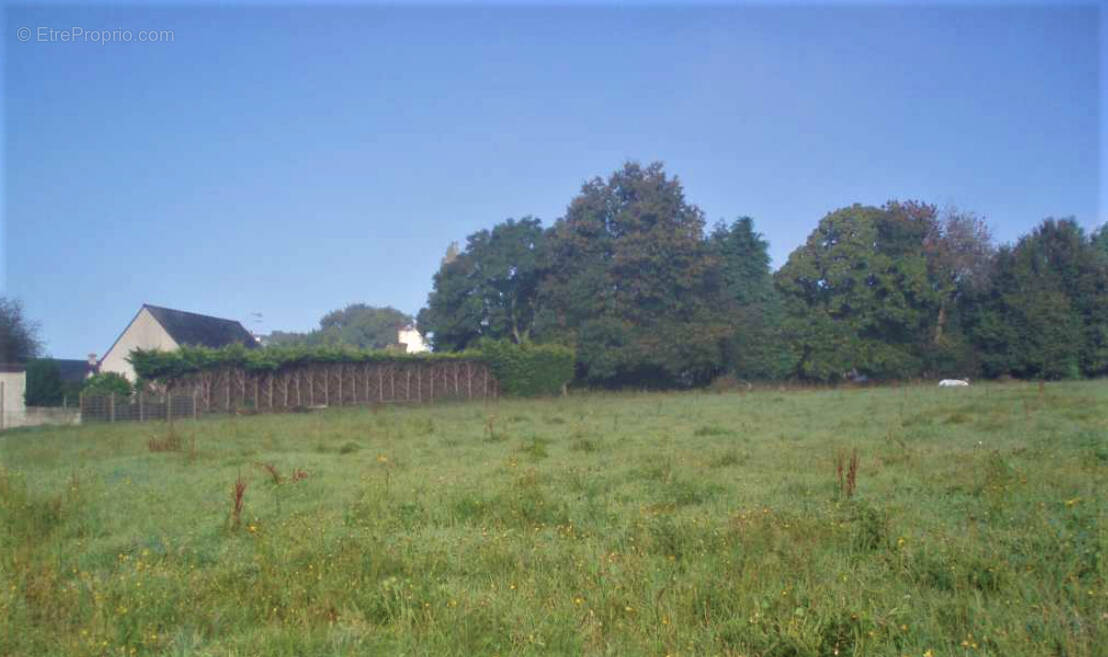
[1093,223,1108,258]
[774,202,944,381]
[540,162,727,386]
[966,218,1108,379]
[317,304,411,349]
[708,218,790,380]
[923,208,994,344]
[266,305,412,350]
[0,297,40,363]
[419,217,548,351]
[25,359,64,406]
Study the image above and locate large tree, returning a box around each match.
[0,297,40,363]
[418,217,548,351]
[965,218,1108,379]
[540,162,727,386]
[774,202,945,381]
[267,304,411,350]
[708,217,790,380]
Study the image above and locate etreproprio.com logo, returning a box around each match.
[16,26,175,44]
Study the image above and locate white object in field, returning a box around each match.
[938,379,970,387]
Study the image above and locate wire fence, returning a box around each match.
[80,392,199,423]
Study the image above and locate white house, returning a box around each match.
[398,325,430,353]
[100,304,258,381]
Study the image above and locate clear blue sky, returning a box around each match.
[2,2,1102,359]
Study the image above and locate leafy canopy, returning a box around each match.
[0,297,40,363]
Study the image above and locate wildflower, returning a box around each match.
[574,596,584,605]
[1065,497,1080,507]
[924,651,934,657]
[377,454,389,464]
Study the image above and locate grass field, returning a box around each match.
[1,382,1105,656]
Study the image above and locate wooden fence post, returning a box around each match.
[139,391,145,421]
[109,393,116,422]
[193,389,198,420]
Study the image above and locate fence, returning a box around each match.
[81,392,199,423]
[81,360,499,423]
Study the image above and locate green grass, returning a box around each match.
[1,381,1105,656]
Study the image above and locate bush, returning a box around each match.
[82,372,132,398]
[478,339,574,397]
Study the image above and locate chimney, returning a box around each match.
[87,353,98,375]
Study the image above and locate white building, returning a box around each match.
[100,304,258,381]
[398,325,430,353]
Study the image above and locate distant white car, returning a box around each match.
[938,379,970,387]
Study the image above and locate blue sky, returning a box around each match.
[2,2,1102,359]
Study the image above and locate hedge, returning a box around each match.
[478,339,575,397]
[129,341,574,397]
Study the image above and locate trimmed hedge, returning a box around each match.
[478,339,574,397]
[129,341,574,398]
[129,344,477,382]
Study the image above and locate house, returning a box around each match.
[100,304,258,381]
[52,355,98,384]
[398,325,430,353]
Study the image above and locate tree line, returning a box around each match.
[418,162,1108,386]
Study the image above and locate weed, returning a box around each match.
[835,448,860,499]
[256,462,282,485]
[519,436,549,460]
[230,477,247,530]
[147,427,183,452]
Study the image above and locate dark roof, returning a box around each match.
[52,359,95,383]
[0,363,26,373]
[144,304,259,350]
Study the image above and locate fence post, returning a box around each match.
[1,380,5,430]
[79,391,84,422]
[193,389,198,420]
[109,393,115,422]
[139,391,145,421]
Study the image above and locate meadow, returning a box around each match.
[0,381,1104,656]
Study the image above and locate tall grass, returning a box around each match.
[0,381,1104,656]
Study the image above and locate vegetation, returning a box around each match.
[0,296,40,363]
[0,381,1103,656]
[267,304,412,350]
[418,162,1108,385]
[81,372,133,398]
[128,341,573,398]
[479,339,575,397]
[418,218,547,351]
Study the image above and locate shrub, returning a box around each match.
[81,372,132,398]
[478,339,574,397]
